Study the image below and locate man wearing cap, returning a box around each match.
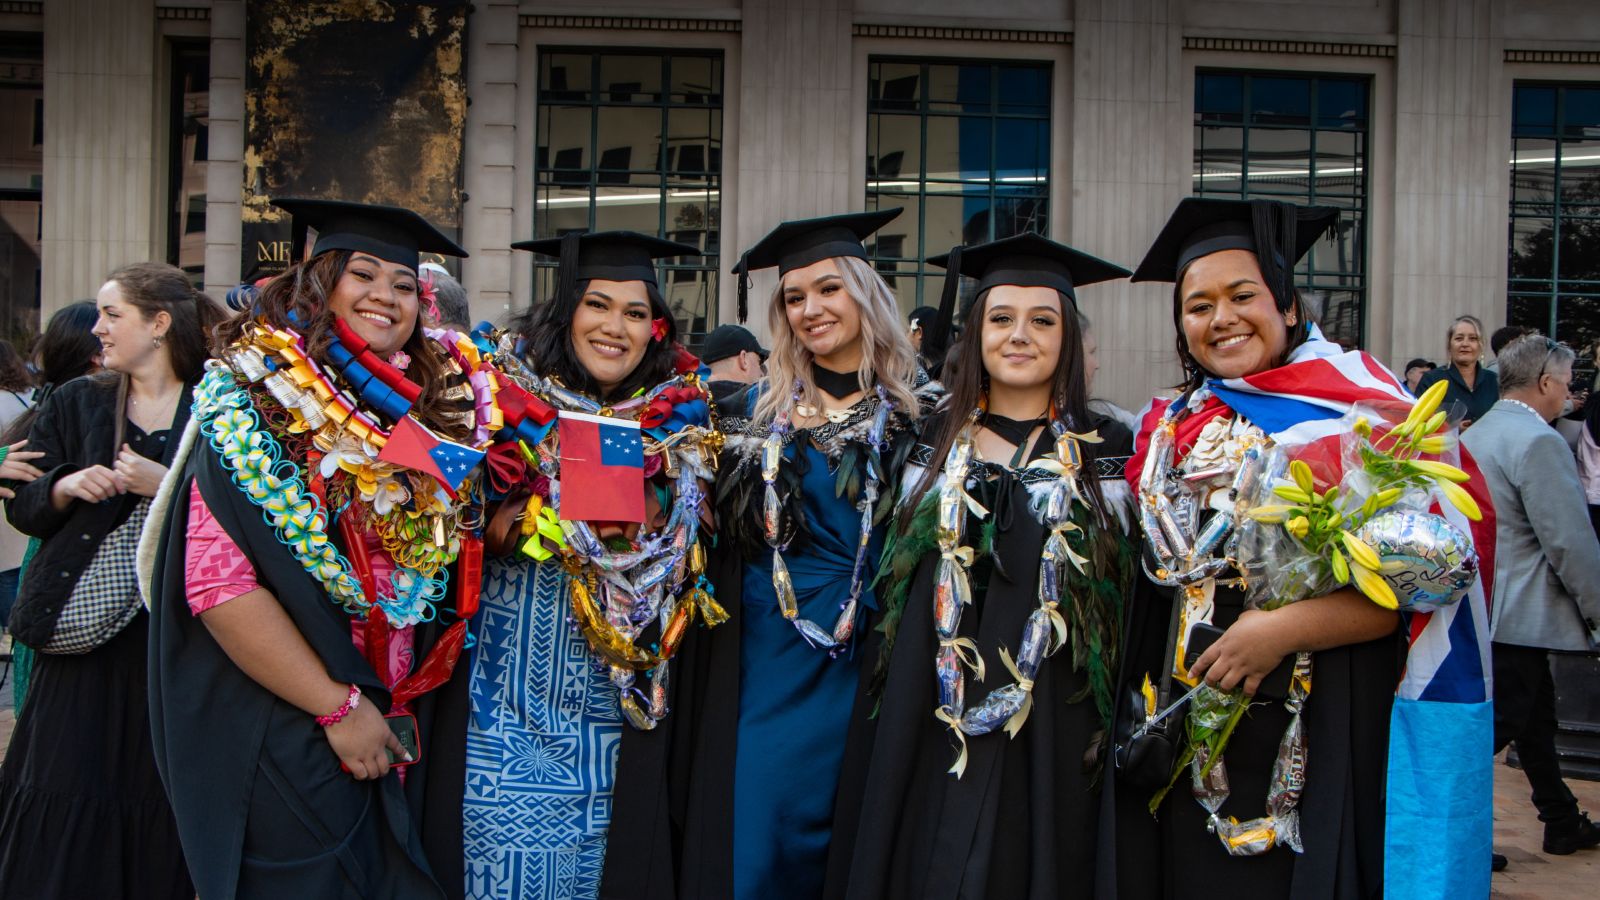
[701,323,768,405]
[1403,357,1437,395]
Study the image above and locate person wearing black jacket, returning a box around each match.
[0,261,222,899]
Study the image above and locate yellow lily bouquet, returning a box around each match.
[1242,380,1482,614]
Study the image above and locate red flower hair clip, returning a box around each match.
[651,316,671,343]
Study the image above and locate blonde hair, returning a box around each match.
[750,256,920,429]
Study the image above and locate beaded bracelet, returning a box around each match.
[316,684,361,727]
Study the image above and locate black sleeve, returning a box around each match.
[6,382,83,538]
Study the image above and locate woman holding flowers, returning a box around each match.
[828,234,1136,899]
[148,199,481,899]
[1104,198,1483,899]
[463,232,721,900]
[679,211,939,899]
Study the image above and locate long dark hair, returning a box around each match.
[1171,259,1317,394]
[0,301,101,445]
[901,288,1109,528]
[0,340,33,393]
[516,279,680,402]
[217,250,467,439]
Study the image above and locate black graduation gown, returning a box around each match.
[148,434,470,900]
[1098,548,1404,900]
[826,418,1132,900]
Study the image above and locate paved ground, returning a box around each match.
[1493,749,1600,897]
[0,657,1596,894]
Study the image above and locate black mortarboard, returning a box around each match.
[512,230,699,328]
[271,198,467,272]
[924,233,1130,361]
[1130,197,1338,311]
[729,209,902,322]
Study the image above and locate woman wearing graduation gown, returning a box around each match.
[147,199,484,899]
[460,232,721,900]
[1104,198,1410,899]
[830,234,1138,899]
[675,210,939,899]
[0,262,217,899]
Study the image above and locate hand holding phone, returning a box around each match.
[1184,619,1295,700]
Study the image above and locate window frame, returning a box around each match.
[532,46,724,340]
[863,55,1054,312]
[1192,68,1373,348]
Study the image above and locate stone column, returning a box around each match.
[41,0,160,313]
[461,0,521,324]
[1390,0,1507,365]
[205,0,246,300]
[1068,0,1186,412]
[730,0,856,333]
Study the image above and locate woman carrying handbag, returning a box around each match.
[0,261,223,899]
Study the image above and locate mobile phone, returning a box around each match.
[386,712,420,767]
[1183,622,1295,701]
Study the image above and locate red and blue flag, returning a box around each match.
[557,410,646,523]
[378,415,486,498]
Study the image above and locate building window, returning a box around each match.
[865,58,1051,313]
[1193,71,1370,347]
[167,40,209,284]
[0,32,43,343]
[535,49,722,339]
[1508,83,1600,354]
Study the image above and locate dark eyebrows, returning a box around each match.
[583,289,613,303]
[1183,278,1260,305]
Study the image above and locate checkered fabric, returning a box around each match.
[43,498,151,655]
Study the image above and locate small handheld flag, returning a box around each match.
[378,415,486,497]
[558,411,646,523]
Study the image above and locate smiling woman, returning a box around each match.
[464,230,718,900]
[146,199,482,899]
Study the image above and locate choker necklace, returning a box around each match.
[981,412,1046,449]
[811,362,862,400]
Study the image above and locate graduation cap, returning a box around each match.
[728,209,902,322]
[924,233,1130,363]
[272,198,467,272]
[1130,197,1338,312]
[511,230,700,327]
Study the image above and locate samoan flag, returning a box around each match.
[557,410,646,523]
[378,415,487,498]
[1130,325,1496,899]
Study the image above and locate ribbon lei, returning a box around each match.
[998,647,1036,739]
[935,705,971,778]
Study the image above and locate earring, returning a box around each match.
[152,334,164,349]
[1285,314,1298,326]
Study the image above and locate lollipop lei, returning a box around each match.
[475,329,726,730]
[1139,379,1481,856]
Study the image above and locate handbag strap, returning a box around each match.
[1156,588,1183,707]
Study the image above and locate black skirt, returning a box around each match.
[0,612,194,898]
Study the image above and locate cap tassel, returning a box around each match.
[927,244,963,362]
[736,255,751,324]
[555,231,582,317]
[1249,200,1297,314]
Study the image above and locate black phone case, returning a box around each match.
[1183,622,1295,701]
[386,713,420,767]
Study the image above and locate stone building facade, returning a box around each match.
[4,0,1599,410]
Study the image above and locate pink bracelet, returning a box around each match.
[316,684,361,727]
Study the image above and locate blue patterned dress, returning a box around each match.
[464,556,622,900]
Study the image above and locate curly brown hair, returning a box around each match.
[215,251,471,441]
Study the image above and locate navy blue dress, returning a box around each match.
[733,441,882,899]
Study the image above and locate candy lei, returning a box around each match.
[498,352,725,731]
[1137,387,1313,857]
[761,380,892,655]
[195,364,448,626]
[930,409,1101,777]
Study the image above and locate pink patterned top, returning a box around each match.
[184,482,416,691]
